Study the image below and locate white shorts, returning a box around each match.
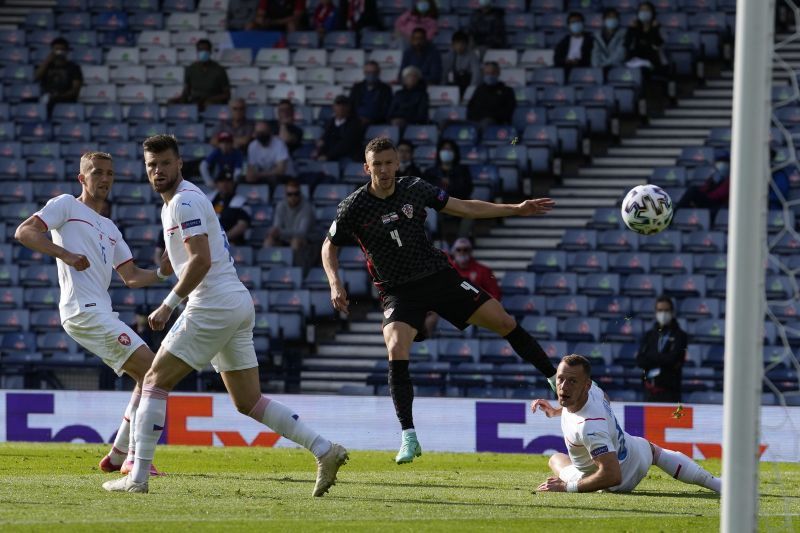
[558,436,653,493]
[162,290,257,373]
[62,312,146,376]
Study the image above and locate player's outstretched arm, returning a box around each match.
[531,399,562,418]
[440,197,555,219]
[115,261,167,289]
[537,452,622,493]
[321,237,349,315]
[14,215,89,271]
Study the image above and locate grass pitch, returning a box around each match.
[0,443,797,532]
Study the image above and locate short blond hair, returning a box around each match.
[79,151,113,175]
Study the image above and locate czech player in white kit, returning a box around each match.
[103,135,348,496]
[531,355,721,494]
[14,152,167,476]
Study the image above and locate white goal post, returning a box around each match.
[722,1,774,532]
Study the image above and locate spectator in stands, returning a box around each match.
[424,140,474,239]
[264,179,316,261]
[466,0,507,50]
[208,172,251,246]
[35,37,83,116]
[350,61,393,126]
[311,0,337,39]
[228,0,259,30]
[466,62,516,126]
[424,237,501,337]
[592,8,628,70]
[211,99,254,153]
[245,121,294,186]
[171,39,231,111]
[337,0,382,33]
[387,66,430,129]
[395,0,438,42]
[441,31,481,98]
[316,95,364,162]
[624,2,665,71]
[676,150,730,218]
[397,140,423,177]
[399,27,442,85]
[274,99,303,155]
[636,295,687,403]
[554,12,594,70]
[247,0,307,32]
[200,132,244,187]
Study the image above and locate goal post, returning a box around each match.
[722,0,774,531]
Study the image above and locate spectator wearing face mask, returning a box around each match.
[554,12,594,70]
[592,8,627,70]
[467,0,506,49]
[245,120,295,186]
[636,296,687,403]
[395,0,438,42]
[424,140,473,240]
[441,31,481,98]
[466,62,516,126]
[35,37,83,116]
[625,1,665,70]
[349,61,393,126]
[397,140,423,177]
[171,39,231,111]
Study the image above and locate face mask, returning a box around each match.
[256,133,271,145]
[604,18,619,31]
[416,1,429,13]
[656,311,672,327]
[569,22,583,34]
[478,0,490,7]
[364,73,379,84]
[198,50,211,62]
[53,49,67,57]
[483,75,498,85]
[440,150,455,163]
[638,10,653,23]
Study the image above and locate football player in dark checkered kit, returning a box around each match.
[322,137,558,464]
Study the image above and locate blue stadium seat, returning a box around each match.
[478,339,517,365]
[20,265,57,288]
[691,318,725,344]
[520,315,558,340]
[539,86,576,107]
[682,231,725,253]
[23,287,59,309]
[512,106,547,132]
[504,294,546,318]
[765,275,793,300]
[1,331,37,355]
[248,204,274,227]
[651,252,693,275]
[439,339,480,364]
[410,339,438,362]
[559,229,596,251]
[268,289,311,315]
[559,317,601,342]
[571,343,613,367]
[109,288,145,311]
[0,287,22,308]
[313,184,352,206]
[639,230,682,252]
[597,229,639,252]
[37,331,78,355]
[590,296,632,319]
[602,318,643,343]
[671,208,710,232]
[0,181,31,203]
[309,289,336,320]
[403,124,439,146]
[680,297,721,320]
[567,67,604,89]
[0,309,30,332]
[650,166,688,188]
[528,250,566,272]
[664,274,706,298]
[450,363,493,392]
[0,159,26,180]
[608,251,650,274]
[567,251,608,273]
[482,125,518,147]
[263,266,303,290]
[499,272,536,295]
[546,295,588,318]
[338,247,366,269]
[621,273,663,298]
[256,247,293,267]
[588,207,624,230]
[706,275,727,299]
[19,123,52,143]
[462,144,489,165]
[237,266,262,290]
[578,273,621,297]
[536,272,577,296]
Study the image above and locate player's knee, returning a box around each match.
[496,313,517,336]
[233,398,254,415]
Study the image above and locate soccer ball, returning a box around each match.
[620,184,674,235]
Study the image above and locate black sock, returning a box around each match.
[388,360,414,430]
[504,324,557,377]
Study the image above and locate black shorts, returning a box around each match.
[380,268,493,341]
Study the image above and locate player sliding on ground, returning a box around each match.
[322,136,559,465]
[103,135,348,496]
[14,152,165,477]
[531,354,721,494]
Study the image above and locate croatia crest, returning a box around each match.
[402,204,413,219]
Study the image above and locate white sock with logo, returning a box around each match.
[654,447,721,493]
[248,396,331,459]
[131,386,168,483]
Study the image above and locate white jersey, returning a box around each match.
[561,383,640,477]
[34,194,133,323]
[161,179,247,303]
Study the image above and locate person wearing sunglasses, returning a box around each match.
[264,179,316,262]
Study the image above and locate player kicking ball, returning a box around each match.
[15,152,165,477]
[322,137,559,464]
[103,135,347,496]
[531,354,721,494]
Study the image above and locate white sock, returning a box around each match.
[654,447,722,493]
[131,386,168,483]
[249,396,331,459]
[126,405,137,464]
[402,428,416,438]
[109,392,140,465]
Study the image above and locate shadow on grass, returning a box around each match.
[629,491,720,500]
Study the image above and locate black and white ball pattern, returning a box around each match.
[620,184,674,235]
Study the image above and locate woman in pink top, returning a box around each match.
[395,0,438,41]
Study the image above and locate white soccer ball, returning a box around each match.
[620,184,674,235]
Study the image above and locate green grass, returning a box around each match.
[0,443,797,532]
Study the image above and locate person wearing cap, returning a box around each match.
[34,37,83,116]
[316,95,364,162]
[424,237,502,337]
[200,131,244,187]
[207,171,251,246]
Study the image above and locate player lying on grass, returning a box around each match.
[531,354,721,494]
[15,152,165,477]
[103,135,347,496]
[322,136,558,465]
